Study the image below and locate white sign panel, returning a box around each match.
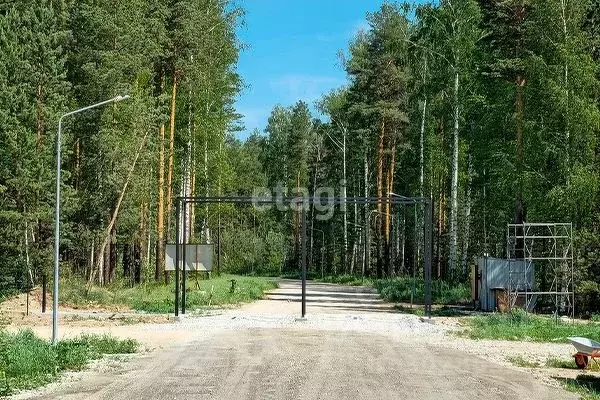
[165,244,214,271]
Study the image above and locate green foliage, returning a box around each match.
[464,309,600,342]
[0,330,137,396]
[0,0,599,319]
[374,277,470,305]
[59,275,277,314]
[317,275,374,286]
[262,102,316,190]
[544,357,584,370]
[0,1,69,293]
[220,229,285,276]
[577,280,600,317]
[576,231,600,316]
[561,375,600,400]
[0,0,245,292]
[507,356,542,368]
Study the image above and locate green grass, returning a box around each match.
[374,277,470,305]
[507,355,598,370]
[313,275,470,306]
[394,304,466,317]
[313,275,470,305]
[59,274,278,314]
[560,376,600,400]
[463,309,600,342]
[316,275,374,286]
[507,355,542,368]
[544,357,592,370]
[0,330,137,396]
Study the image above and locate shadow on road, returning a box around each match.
[260,280,398,314]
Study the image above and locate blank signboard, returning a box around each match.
[165,244,213,271]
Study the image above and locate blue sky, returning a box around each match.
[234,0,394,139]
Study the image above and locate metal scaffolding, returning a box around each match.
[506,223,574,317]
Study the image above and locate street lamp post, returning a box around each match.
[52,95,130,345]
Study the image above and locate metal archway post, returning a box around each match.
[181,198,188,315]
[301,199,308,318]
[175,199,180,317]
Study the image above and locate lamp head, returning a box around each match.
[113,95,130,102]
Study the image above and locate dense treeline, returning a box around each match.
[1,1,599,311]
[246,0,600,302]
[0,0,243,292]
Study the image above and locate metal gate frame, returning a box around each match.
[173,196,433,318]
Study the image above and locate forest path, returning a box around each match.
[241,278,397,315]
[14,280,575,400]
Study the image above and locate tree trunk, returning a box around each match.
[90,131,150,287]
[140,200,148,271]
[461,154,473,274]
[376,118,385,278]
[514,75,526,230]
[74,139,81,189]
[364,149,370,276]
[89,239,95,283]
[102,239,110,286]
[190,160,196,239]
[309,158,318,270]
[449,71,460,276]
[385,134,396,277]
[401,213,406,274]
[184,82,194,242]
[350,196,358,275]
[418,97,427,274]
[394,214,400,274]
[24,219,33,286]
[156,70,166,282]
[561,0,570,183]
[513,75,527,259]
[36,84,44,148]
[435,118,445,279]
[342,128,348,272]
[133,242,142,284]
[166,72,178,241]
[123,243,131,283]
[420,97,427,198]
[106,224,117,284]
[294,171,301,271]
[203,124,211,243]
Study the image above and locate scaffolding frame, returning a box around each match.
[506,223,574,318]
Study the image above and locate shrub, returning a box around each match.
[374,277,470,305]
[577,280,600,317]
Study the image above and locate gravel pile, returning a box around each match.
[169,309,450,337]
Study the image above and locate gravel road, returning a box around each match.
[14,280,576,400]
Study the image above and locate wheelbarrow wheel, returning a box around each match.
[575,354,589,369]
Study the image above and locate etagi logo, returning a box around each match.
[252,181,347,221]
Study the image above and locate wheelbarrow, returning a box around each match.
[569,337,600,369]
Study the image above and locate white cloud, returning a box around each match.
[351,20,370,37]
[269,74,346,104]
[238,106,271,133]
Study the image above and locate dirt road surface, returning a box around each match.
[13,280,576,400]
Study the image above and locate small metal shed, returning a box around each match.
[475,257,534,311]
